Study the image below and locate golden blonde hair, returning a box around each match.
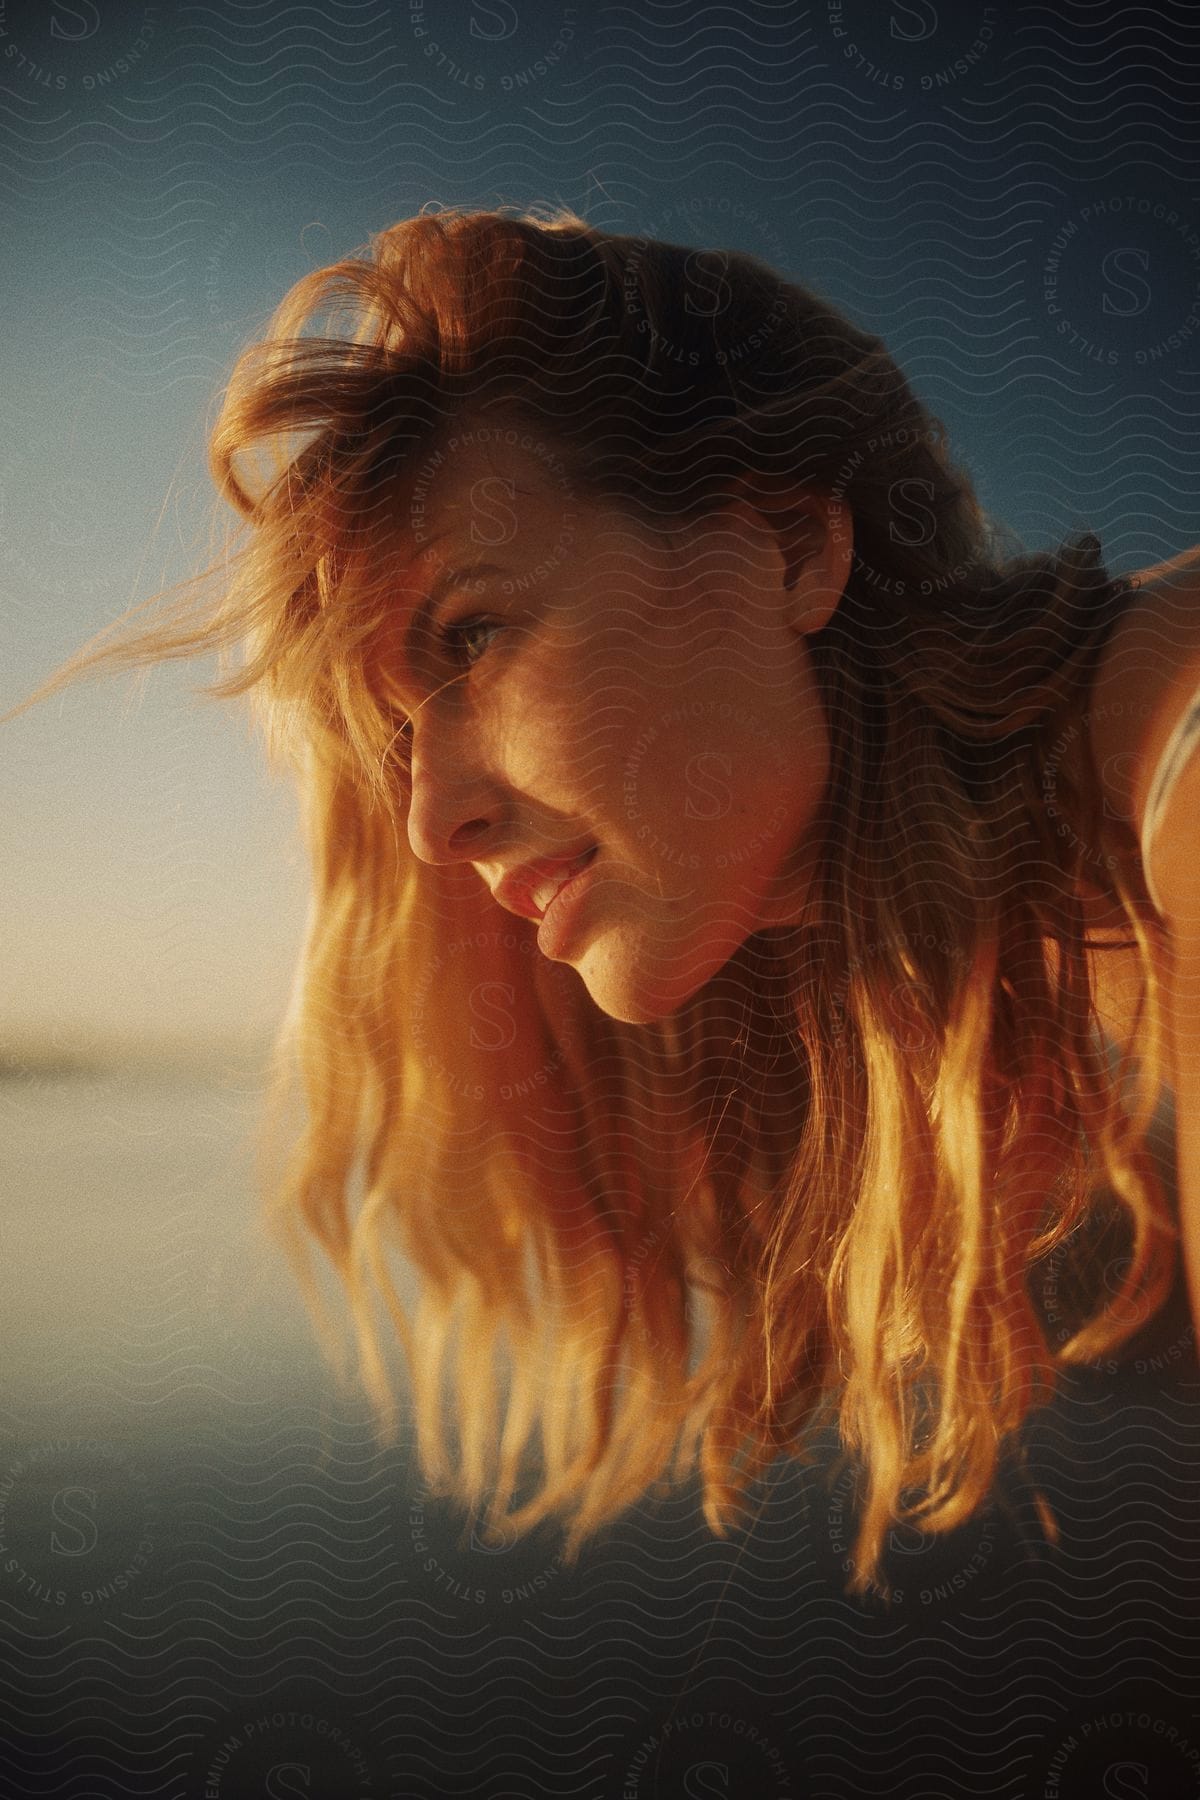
[7,203,1178,1598]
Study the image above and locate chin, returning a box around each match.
[573,928,739,1025]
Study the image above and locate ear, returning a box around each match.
[720,475,853,635]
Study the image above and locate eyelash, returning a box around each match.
[394,615,502,763]
[435,614,503,668]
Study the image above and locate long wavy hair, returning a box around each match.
[6,203,1179,1598]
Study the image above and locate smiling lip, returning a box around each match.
[535,849,600,957]
[493,846,597,923]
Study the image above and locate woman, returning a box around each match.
[7,203,1193,1599]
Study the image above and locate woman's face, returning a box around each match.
[392,425,849,1023]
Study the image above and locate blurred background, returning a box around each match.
[3,1,1200,1795]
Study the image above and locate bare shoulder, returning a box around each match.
[1086,542,1200,897]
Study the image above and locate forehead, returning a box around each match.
[381,428,604,622]
[401,429,573,552]
[388,427,678,595]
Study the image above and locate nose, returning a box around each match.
[404,733,499,869]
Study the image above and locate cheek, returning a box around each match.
[494,658,604,796]
[676,720,799,835]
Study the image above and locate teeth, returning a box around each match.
[532,852,592,916]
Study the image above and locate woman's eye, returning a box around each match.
[436,615,502,668]
[391,614,505,767]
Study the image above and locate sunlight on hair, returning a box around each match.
[3,202,1179,1603]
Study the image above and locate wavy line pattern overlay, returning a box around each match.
[2,1,1199,1796]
